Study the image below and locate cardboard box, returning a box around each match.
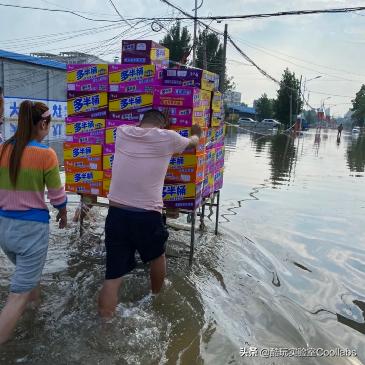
[64,156,103,172]
[109,64,163,93]
[202,173,214,198]
[212,126,225,143]
[67,91,108,118]
[211,110,224,127]
[67,64,108,92]
[63,143,102,160]
[121,40,169,65]
[65,181,103,196]
[205,148,216,173]
[103,144,115,154]
[211,91,223,111]
[154,87,211,109]
[109,93,153,112]
[107,107,150,122]
[103,153,114,171]
[214,168,224,191]
[162,68,218,91]
[105,119,138,144]
[215,146,225,170]
[169,154,206,169]
[162,182,203,210]
[165,165,205,184]
[66,117,105,135]
[66,170,103,184]
[104,170,112,179]
[103,178,111,197]
[156,106,210,127]
[65,129,105,144]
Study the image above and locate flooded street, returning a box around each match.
[1,128,364,364]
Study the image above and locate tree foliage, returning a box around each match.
[274,68,303,127]
[196,30,234,92]
[160,21,191,65]
[255,93,274,121]
[351,84,365,127]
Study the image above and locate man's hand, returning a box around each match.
[56,207,67,229]
[191,124,202,138]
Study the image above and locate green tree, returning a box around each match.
[160,21,191,65]
[255,93,274,121]
[196,29,234,92]
[274,68,303,127]
[351,84,365,127]
[303,109,317,126]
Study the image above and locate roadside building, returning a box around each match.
[0,49,67,142]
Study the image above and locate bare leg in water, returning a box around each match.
[98,254,166,319]
[0,286,40,344]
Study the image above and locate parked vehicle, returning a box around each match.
[259,119,281,128]
[238,117,257,127]
[352,126,360,134]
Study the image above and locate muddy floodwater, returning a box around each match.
[0,128,364,364]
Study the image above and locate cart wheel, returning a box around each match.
[187,213,193,223]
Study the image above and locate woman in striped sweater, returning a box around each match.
[0,100,67,344]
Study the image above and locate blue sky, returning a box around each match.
[1,0,364,115]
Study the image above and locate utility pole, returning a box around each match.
[289,92,293,126]
[203,27,208,70]
[296,74,302,129]
[192,0,198,67]
[220,23,228,92]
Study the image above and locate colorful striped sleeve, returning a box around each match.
[44,148,67,209]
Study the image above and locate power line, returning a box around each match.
[0,2,123,22]
[107,0,132,26]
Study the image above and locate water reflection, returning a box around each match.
[346,135,365,174]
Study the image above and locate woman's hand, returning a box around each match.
[56,207,67,229]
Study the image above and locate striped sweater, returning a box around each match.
[0,140,67,223]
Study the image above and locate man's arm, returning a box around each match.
[184,124,202,150]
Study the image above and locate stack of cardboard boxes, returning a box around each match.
[64,40,224,210]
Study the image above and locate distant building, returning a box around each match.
[223,91,241,106]
[227,104,256,119]
[30,51,107,64]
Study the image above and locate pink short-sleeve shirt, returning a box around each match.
[108,125,190,212]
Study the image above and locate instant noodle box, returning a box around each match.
[63,143,102,160]
[67,91,108,118]
[105,119,138,144]
[107,107,150,122]
[65,129,105,144]
[215,146,225,170]
[162,182,203,210]
[109,93,153,113]
[65,181,103,196]
[166,154,206,184]
[67,64,108,92]
[170,127,207,155]
[66,117,105,135]
[109,64,163,93]
[103,153,114,171]
[162,68,218,92]
[154,87,211,109]
[214,167,224,191]
[64,156,103,172]
[102,178,111,197]
[211,91,223,111]
[121,40,169,65]
[202,173,214,198]
[205,148,216,174]
[66,170,103,185]
[211,110,224,127]
[156,106,210,127]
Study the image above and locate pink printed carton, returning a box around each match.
[202,173,214,198]
[67,64,108,92]
[109,64,163,93]
[156,106,210,127]
[215,146,225,170]
[154,86,211,108]
[65,129,105,144]
[107,107,150,122]
[214,167,224,191]
[109,93,153,113]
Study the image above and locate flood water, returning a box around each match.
[0,128,364,364]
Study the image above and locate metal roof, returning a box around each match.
[228,104,256,115]
[0,49,66,70]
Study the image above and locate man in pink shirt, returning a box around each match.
[98,109,202,318]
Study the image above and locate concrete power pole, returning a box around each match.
[220,24,228,92]
[192,0,198,67]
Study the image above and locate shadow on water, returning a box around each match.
[346,135,365,175]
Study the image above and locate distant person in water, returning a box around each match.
[0,101,67,344]
[337,123,343,138]
[98,109,202,318]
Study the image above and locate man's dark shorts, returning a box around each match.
[104,206,169,279]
